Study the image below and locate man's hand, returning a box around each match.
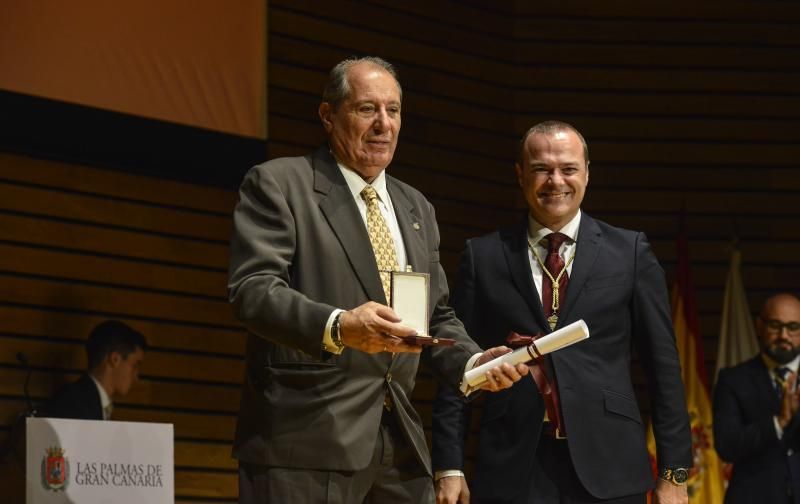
[778,372,800,428]
[435,475,469,504]
[339,302,421,354]
[474,346,530,392]
[653,478,688,504]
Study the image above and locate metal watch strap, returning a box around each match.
[659,467,689,485]
[330,312,345,350]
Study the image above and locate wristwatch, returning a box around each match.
[330,312,345,351]
[659,467,689,485]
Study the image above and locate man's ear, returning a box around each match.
[585,161,590,186]
[319,102,333,133]
[107,351,122,368]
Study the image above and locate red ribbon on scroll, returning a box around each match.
[506,331,566,438]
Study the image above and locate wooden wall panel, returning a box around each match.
[264,0,800,485]
[505,3,800,388]
[0,155,242,501]
[2,1,798,501]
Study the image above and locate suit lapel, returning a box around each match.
[746,357,781,412]
[387,178,426,274]
[385,178,424,371]
[501,218,549,330]
[559,214,602,325]
[80,373,104,420]
[314,148,386,304]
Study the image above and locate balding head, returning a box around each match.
[756,293,800,364]
[318,57,402,181]
[760,294,800,320]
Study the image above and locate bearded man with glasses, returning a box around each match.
[714,292,800,504]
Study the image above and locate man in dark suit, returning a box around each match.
[713,293,800,503]
[227,56,529,503]
[41,320,146,420]
[432,121,692,504]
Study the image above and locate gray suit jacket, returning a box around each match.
[228,146,480,474]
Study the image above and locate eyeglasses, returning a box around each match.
[761,318,800,335]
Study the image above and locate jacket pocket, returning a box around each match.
[602,389,642,424]
[250,361,339,389]
[269,361,337,370]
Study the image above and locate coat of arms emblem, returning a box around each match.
[41,446,69,491]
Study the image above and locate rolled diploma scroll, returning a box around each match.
[464,319,590,388]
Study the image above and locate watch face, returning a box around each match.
[672,468,689,484]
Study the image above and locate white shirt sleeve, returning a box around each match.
[774,416,784,439]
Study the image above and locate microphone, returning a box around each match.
[16,352,36,417]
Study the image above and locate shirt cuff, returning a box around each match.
[774,416,784,439]
[434,470,465,482]
[459,352,483,396]
[322,309,345,355]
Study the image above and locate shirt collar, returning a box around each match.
[762,353,800,374]
[89,374,113,412]
[337,162,389,204]
[527,210,582,245]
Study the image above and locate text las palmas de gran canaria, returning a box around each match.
[74,462,164,487]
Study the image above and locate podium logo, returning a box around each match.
[41,446,70,492]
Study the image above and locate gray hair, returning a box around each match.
[518,120,590,165]
[322,56,402,109]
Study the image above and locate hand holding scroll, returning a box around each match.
[465,320,590,389]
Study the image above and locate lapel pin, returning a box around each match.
[412,222,420,230]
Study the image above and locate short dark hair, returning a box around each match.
[518,120,590,165]
[85,320,147,370]
[322,56,402,110]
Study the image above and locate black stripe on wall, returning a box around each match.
[0,90,266,189]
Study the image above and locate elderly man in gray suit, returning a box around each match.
[227,56,529,503]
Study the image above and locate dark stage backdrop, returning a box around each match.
[1,1,798,501]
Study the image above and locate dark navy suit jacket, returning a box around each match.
[432,213,692,501]
[41,374,103,420]
[714,355,800,504]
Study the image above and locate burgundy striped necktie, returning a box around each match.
[542,232,569,326]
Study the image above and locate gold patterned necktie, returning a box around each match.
[361,185,399,303]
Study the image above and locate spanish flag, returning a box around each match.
[647,231,724,503]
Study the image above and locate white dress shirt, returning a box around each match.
[435,213,585,482]
[322,165,408,353]
[337,164,408,270]
[527,210,582,305]
[768,354,800,440]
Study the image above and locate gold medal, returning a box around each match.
[548,314,558,330]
